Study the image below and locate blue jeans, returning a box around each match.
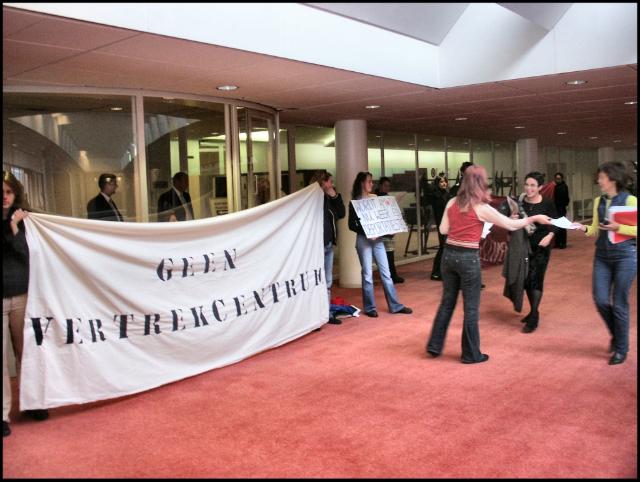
[592,244,637,354]
[355,234,404,313]
[324,242,334,310]
[427,246,484,362]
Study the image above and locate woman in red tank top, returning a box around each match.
[425,165,552,364]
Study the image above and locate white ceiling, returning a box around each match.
[2,5,637,150]
[304,3,470,45]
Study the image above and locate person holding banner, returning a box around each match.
[311,170,346,325]
[3,171,49,438]
[572,161,637,365]
[348,171,412,318]
[425,165,552,364]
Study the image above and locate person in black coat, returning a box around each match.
[448,161,473,198]
[311,170,345,325]
[157,172,194,222]
[87,173,124,221]
[3,171,49,438]
[430,175,450,280]
[553,172,570,249]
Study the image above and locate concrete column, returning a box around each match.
[598,147,615,165]
[335,119,368,289]
[516,138,540,189]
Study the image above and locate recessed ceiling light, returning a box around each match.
[613,140,622,143]
[365,105,381,109]
[375,135,381,138]
[217,85,238,91]
[110,106,123,111]
[624,100,637,105]
[162,97,175,100]
[454,117,468,121]
[424,139,431,142]
[566,80,587,85]
[557,131,567,135]
[514,126,525,129]
[589,136,598,140]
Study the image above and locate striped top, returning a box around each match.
[446,200,484,249]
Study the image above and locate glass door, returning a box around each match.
[237,108,276,210]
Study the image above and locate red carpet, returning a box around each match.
[2,230,637,478]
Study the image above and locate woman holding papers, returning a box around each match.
[348,171,412,318]
[515,172,559,334]
[426,166,552,364]
[2,171,49,438]
[573,161,637,365]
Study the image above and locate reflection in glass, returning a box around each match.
[144,98,226,220]
[3,92,135,219]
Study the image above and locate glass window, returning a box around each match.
[294,126,336,187]
[144,97,226,220]
[446,137,470,185]
[368,131,382,180]
[471,139,493,185]
[494,141,515,196]
[382,131,422,260]
[418,135,446,256]
[3,92,136,219]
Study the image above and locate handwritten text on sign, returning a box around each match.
[351,196,408,238]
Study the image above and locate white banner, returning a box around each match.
[351,197,408,238]
[20,184,328,409]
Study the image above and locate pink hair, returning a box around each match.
[456,165,491,211]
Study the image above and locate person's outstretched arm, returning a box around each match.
[475,203,551,230]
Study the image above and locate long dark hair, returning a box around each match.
[3,170,28,210]
[351,171,372,200]
[598,161,632,192]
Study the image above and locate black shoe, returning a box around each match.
[365,310,379,318]
[22,409,49,421]
[312,327,322,332]
[2,421,10,437]
[522,324,537,333]
[462,354,489,364]
[480,284,486,290]
[521,313,531,324]
[609,352,627,365]
[328,316,342,325]
[430,273,442,281]
[393,307,413,314]
[392,276,405,284]
[426,349,441,358]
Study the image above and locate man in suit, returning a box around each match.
[553,172,570,248]
[157,172,194,222]
[87,173,124,221]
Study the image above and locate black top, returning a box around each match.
[87,193,123,222]
[323,193,345,245]
[3,208,30,298]
[553,181,570,209]
[157,188,194,222]
[522,198,558,249]
[348,201,366,236]
[432,189,450,226]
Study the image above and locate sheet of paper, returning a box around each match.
[550,216,579,229]
[481,222,493,239]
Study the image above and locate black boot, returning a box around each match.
[387,250,404,283]
[522,289,543,333]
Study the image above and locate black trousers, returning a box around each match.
[427,246,484,362]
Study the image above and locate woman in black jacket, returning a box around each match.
[430,175,450,280]
[3,171,48,437]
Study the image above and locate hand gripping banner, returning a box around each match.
[20,184,327,409]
